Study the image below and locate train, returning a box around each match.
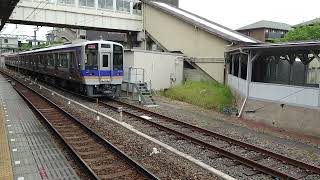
[4,40,124,97]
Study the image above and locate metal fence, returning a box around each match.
[123,67,145,83]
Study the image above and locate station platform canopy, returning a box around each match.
[0,0,20,30]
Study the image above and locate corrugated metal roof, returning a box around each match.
[237,20,292,31]
[231,40,320,51]
[143,0,259,43]
[0,0,20,30]
[293,18,320,27]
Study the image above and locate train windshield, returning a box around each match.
[85,44,98,70]
[113,45,123,70]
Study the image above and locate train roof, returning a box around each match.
[15,40,123,55]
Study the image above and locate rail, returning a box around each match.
[1,70,159,180]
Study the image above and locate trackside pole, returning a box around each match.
[96,98,100,120]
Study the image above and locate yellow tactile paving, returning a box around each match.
[0,103,13,180]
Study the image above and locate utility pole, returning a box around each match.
[34,26,39,48]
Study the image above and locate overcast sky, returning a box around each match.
[1,0,320,40]
[180,0,320,29]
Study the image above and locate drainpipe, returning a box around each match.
[238,50,250,118]
[237,51,260,117]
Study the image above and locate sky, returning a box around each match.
[1,0,320,40]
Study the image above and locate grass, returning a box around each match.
[160,81,234,112]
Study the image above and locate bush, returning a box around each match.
[162,81,233,111]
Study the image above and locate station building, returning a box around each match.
[140,1,259,84]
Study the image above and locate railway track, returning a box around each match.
[7,74,158,180]
[98,100,320,179]
[3,70,320,179]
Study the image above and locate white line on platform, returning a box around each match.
[17,177,24,180]
[36,81,236,180]
[12,148,17,152]
[9,131,13,134]
[10,139,15,142]
[7,124,11,127]
[14,161,20,165]
[6,119,10,122]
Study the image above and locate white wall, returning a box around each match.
[249,82,320,107]
[124,50,184,90]
[228,75,246,95]
[228,74,320,108]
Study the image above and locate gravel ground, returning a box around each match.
[139,96,320,165]
[7,71,320,179]
[9,73,218,179]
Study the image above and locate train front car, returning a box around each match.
[81,41,124,97]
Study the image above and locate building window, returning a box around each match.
[4,39,8,43]
[133,2,142,14]
[79,0,95,7]
[98,0,113,9]
[116,0,130,13]
[57,0,75,5]
[265,29,269,38]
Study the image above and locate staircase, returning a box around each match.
[134,82,156,105]
[185,58,218,82]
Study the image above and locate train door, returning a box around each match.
[99,53,111,82]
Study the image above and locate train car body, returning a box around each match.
[4,40,124,97]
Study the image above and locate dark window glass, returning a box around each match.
[48,54,55,66]
[59,53,69,68]
[102,55,109,67]
[113,45,123,70]
[69,53,75,69]
[4,39,8,43]
[85,50,98,70]
[101,44,111,48]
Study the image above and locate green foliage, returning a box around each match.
[18,40,64,52]
[161,81,234,111]
[275,23,320,42]
[18,43,32,51]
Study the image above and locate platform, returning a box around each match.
[0,75,79,180]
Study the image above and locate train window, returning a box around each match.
[85,50,98,70]
[48,54,54,66]
[59,53,68,68]
[37,55,42,65]
[113,45,123,70]
[101,44,110,48]
[69,52,75,69]
[102,54,109,67]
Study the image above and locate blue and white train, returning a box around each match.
[4,40,124,97]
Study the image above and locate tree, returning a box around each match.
[18,43,32,51]
[274,23,320,42]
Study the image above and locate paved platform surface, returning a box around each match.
[0,88,13,180]
[0,75,79,180]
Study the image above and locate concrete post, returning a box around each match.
[238,54,242,78]
[130,1,133,14]
[231,55,235,76]
[318,83,320,107]
[246,54,252,96]
[113,0,117,11]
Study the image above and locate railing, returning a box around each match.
[124,67,145,83]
